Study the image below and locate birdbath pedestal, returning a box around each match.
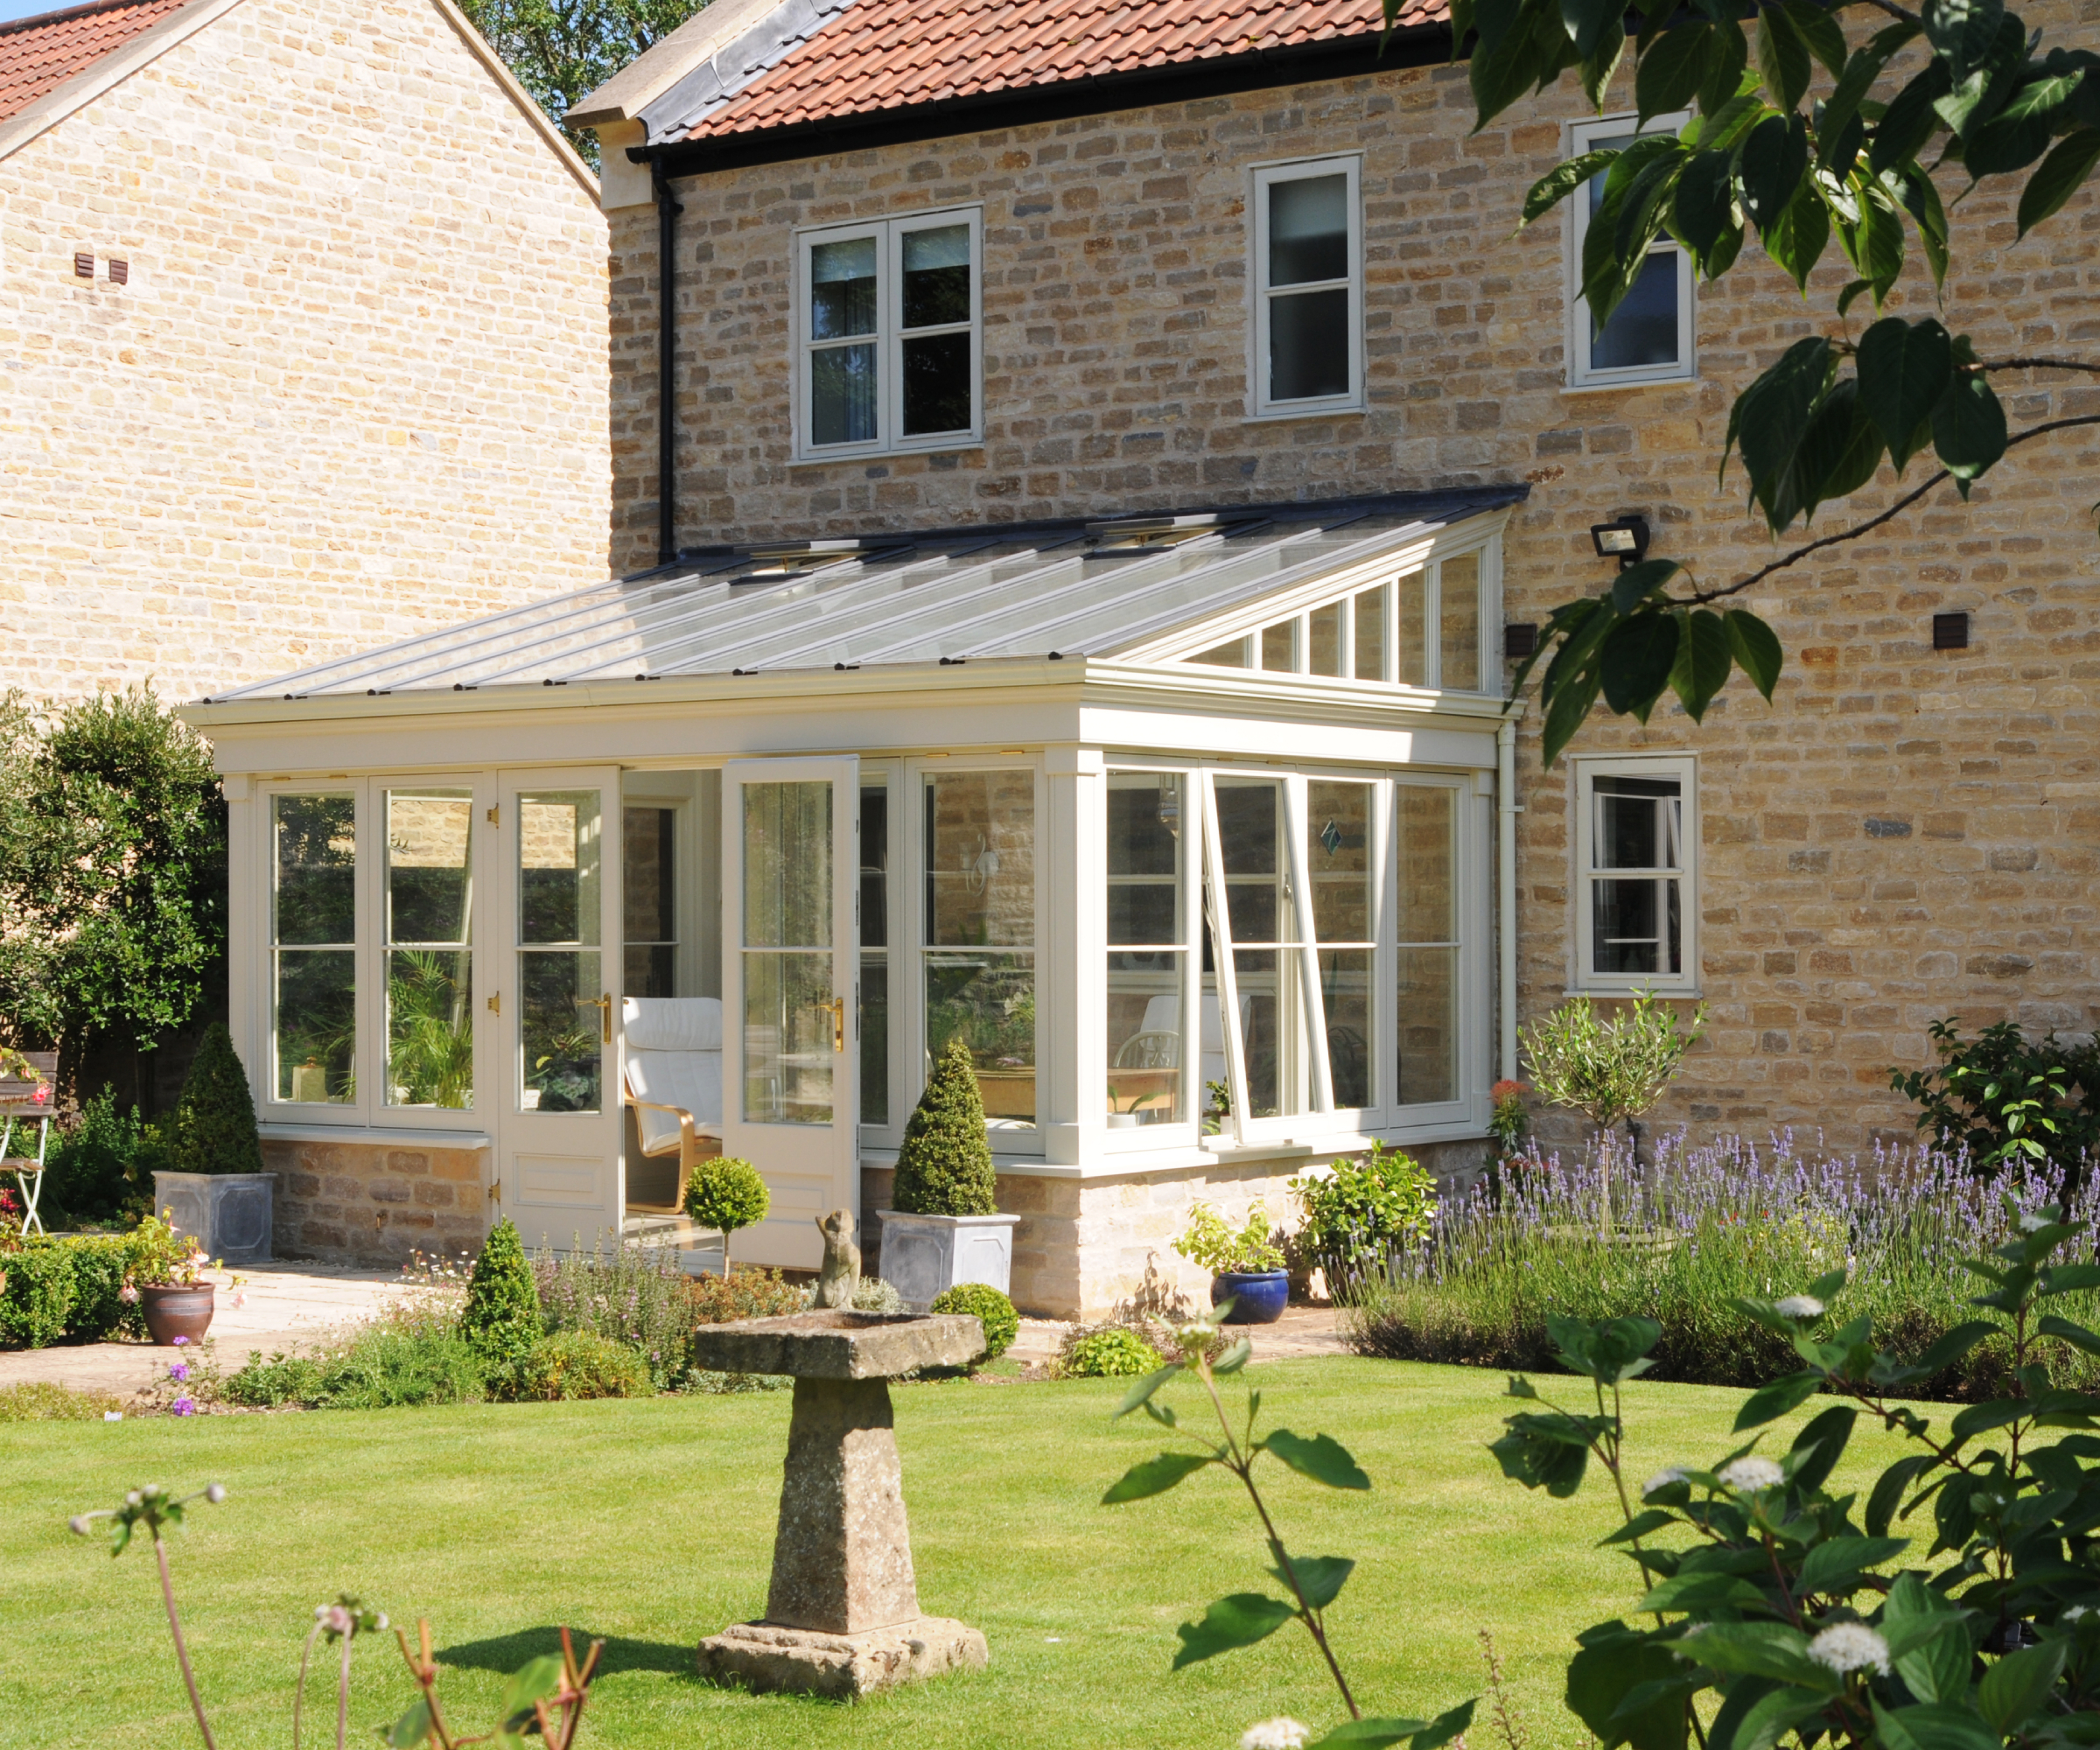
[689,1309,990,1699]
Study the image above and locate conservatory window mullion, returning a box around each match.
[1196,771,1252,1146]
[1282,776,1334,1113]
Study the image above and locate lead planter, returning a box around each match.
[875,1210,1019,1313]
[151,1172,276,1266]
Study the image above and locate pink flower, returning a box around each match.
[172,1334,189,1347]
[170,1397,195,1417]
[119,1284,139,1304]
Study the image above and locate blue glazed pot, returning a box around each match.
[1210,1270,1290,1325]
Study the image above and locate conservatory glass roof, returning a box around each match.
[212,487,1522,701]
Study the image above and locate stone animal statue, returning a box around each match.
[812,1208,860,1309]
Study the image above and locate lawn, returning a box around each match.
[1,1357,1928,1749]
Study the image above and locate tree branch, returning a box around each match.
[1979,357,2100,376]
[1852,0,1925,24]
[1683,414,2100,606]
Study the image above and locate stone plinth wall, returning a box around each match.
[264,1137,489,1268]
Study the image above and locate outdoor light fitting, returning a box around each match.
[1589,514,1650,570]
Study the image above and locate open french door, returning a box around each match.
[721,758,858,1269]
[493,770,624,1251]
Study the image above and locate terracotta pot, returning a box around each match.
[141,1283,214,1346]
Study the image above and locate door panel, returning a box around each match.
[723,758,858,1269]
[497,770,623,1250]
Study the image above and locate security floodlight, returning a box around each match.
[1589,514,1651,570]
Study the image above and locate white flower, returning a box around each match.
[2065,1606,2089,1623]
[1774,1295,1824,1319]
[2020,1210,2050,1233]
[1642,1467,1690,1498]
[1242,1721,1312,1750]
[205,1484,226,1503]
[68,1516,92,1536]
[1808,1623,1890,1677]
[1718,1456,1785,1493]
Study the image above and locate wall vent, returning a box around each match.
[1503,623,1539,660]
[1932,611,1969,651]
[74,252,93,278]
[108,258,128,285]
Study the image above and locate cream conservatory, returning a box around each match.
[189,487,1525,1319]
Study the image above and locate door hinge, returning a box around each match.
[486,805,500,826]
[486,991,500,1015]
[487,1180,500,1203]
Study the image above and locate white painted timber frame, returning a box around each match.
[1564,110,1697,391]
[1246,154,1366,420]
[1570,752,1701,998]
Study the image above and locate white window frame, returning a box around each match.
[1564,112,1696,391]
[1249,155,1365,419]
[792,206,984,462]
[1572,754,1700,995]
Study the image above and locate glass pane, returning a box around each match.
[1592,878,1681,975]
[901,330,971,436]
[1396,945,1458,1104]
[1595,776,1682,869]
[1307,780,1371,943]
[1397,570,1427,686]
[901,223,970,327]
[1396,786,1456,943]
[1260,622,1295,672]
[744,950,834,1124]
[1215,779,1281,881]
[622,805,675,953]
[624,944,675,998]
[1192,639,1248,668]
[1267,172,1348,285]
[1321,948,1373,1109]
[519,792,600,947]
[809,235,877,338]
[861,784,889,949]
[861,956,888,1125]
[926,952,1033,1124]
[925,771,1033,948]
[1270,287,1349,402]
[1108,952,1185,1128]
[811,343,877,446]
[276,948,354,1103]
[744,780,832,949]
[1107,773,1181,944]
[1308,603,1343,676]
[1354,587,1383,681]
[387,949,472,1110]
[1234,947,1305,1118]
[1439,553,1480,690]
[274,794,355,946]
[520,948,600,1112]
[388,790,472,946]
[1592,250,1680,372]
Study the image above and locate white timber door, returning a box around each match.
[494,771,623,1250]
[721,757,859,1269]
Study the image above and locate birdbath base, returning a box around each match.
[686,1311,990,1699]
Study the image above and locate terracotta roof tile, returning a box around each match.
[678,0,1447,142]
[0,0,193,127]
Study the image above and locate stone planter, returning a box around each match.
[875,1210,1019,1312]
[140,1282,215,1346]
[151,1172,275,1265]
[1210,1269,1290,1324]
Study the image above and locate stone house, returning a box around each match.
[184,0,2100,1316]
[0,0,611,705]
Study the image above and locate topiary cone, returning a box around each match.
[893,1038,997,1216]
[171,1022,263,1176]
[461,1217,540,1362]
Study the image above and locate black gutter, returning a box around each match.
[650,153,684,566]
[636,22,1455,180]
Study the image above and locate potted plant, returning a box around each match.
[878,1038,1020,1312]
[152,1024,276,1265]
[127,1213,215,1345]
[1173,1202,1289,1325]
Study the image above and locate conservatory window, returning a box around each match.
[797,208,983,459]
[924,769,1035,1127]
[1307,780,1375,1110]
[861,778,891,1126]
[1211,778,1309,1121]
[272,793,357,1105]
[517,790,603,1114]
[1394,783,1460,1106]
[1106,772,1189,1130]
[1576,757,1698,992]
[622,804,676,998]
[1251,157,1362,415]
[384,788,473,1110]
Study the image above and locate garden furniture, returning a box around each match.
[0,1051,56,1237]
[621,997,724,1214]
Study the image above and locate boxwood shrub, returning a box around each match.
[930,1282,1019,1362]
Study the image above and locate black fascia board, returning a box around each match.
[638,21,1458,180]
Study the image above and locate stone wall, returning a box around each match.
[0,0,611,705]
[613,0,2100,1156]
[264,1136,489,1267]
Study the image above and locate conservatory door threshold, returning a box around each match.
[258,1123,493,1150]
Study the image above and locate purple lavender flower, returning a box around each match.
[168,1362,190,1383]
[171,1397,195,1417]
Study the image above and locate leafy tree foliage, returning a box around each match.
[1890,1017,2100,1180]
[1434,0,2100,760]
[457,0,706,166]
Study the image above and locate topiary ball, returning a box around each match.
[683,1157,770,1236]
[459,1217,541,1362]
[1065,1327,1163,1378]
[931,1282,1019,1362]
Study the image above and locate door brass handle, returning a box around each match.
[592,992,612,1043]
[821,996,845,1052]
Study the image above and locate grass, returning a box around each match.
[0,1357,1929,1750]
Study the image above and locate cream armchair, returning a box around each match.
[622,998,724,1214]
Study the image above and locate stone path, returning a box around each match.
[0,1262,404,1397]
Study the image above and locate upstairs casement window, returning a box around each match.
[1566,113,1696,389]
[1250,157,1364,417]
[1572,755,1699,994]
[796,209,983,460]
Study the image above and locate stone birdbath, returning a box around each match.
[689,1308,990,1700]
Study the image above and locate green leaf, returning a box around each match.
[1726,610,1783,700]
[1492,1413,1593,1495]
[1102,1451,1214,1503]
[1874,1701,2003,1750]
[1522,150,1619,227]
[1964,108,2054,177]
[1741,113,1810,231]
[1931,369,2007,487]
[1857,317,1952,473]
[1313,1703,1478,1750]
[1722,1684,1829,1750]
[1893,1317,1998,1382]
[1823,24,1922,148]
[1755,5,1812,114]
[1797,1534,1908,1592]
[1873,62,1956,172]
[1541,662,1603,765]
[1786,378,1883,522]
[1672,150,1740,258]
[2039,1312,2100,1355]
[1762,175,1830,294]
[1561,0,1620,65]
[1569,1635,1692,1750]
[499,1655,564,1733]
[1888,161,1950,288]
[1637,1571,1771,1612]
[1731,333,1831,500]
[381,1697,435,1749]
[1608,557,1681,615]
[1885,1573,1970,1702]
[1686,1620,1839,1690]
[1698,19,1754,115]
[1669,608,1734,721]
[1978,1639,2065,1734]
[2040,1262,2100,1296]
[1922,0,2006,82]
[1782,0,1847,78]
[1212,1337,1253,1376]
[1638,23,1718,125]
[1734,1367,1823,1430]
[1605,1508,1680,1544]
[2019,128,2100,237]
[1600,612,1681,720]
[1113,1362,1185,1419]
[1786,1404,1857,1494]
[1264,1428,1372,1490]
[1270,1552,1354,1609]
[1171,1592,1296,1667]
